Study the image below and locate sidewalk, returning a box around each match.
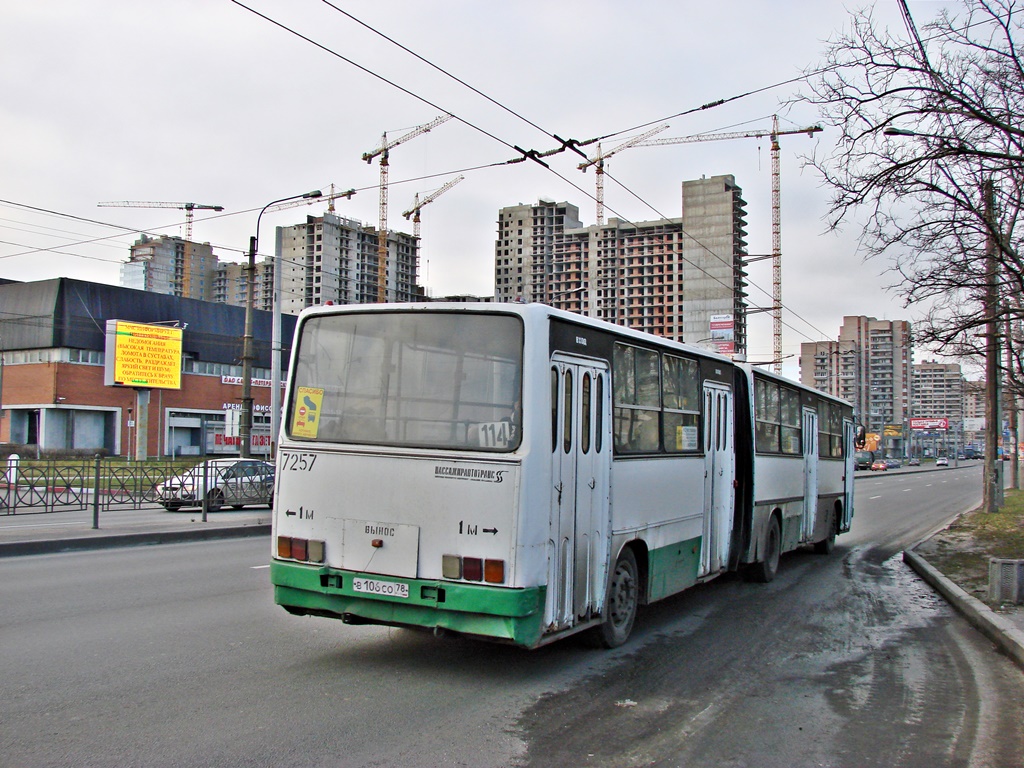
[0,503,271,557]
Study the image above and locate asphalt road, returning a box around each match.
[2,465,1022,767]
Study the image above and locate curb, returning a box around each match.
[903,548,1024,671]
[0,524,271,559]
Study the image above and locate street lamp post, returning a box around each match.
[240,190,322,460]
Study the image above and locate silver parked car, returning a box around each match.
[156,459,275,512]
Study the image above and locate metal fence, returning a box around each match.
[1,457,173,514]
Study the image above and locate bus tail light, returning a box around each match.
[463,557,483,581]
[441,555,505,584]
[277,536,325,564]
[484,559,505,583]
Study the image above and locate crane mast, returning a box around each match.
[770,116,784,374]
[362,114,452,303]
[577,125,669,225]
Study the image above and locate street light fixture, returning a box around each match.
[240,189,322,459]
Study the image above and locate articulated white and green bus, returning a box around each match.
[271,303,855,649]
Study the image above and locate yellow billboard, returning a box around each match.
[104,320,183,390]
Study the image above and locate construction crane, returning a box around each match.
[362,114,453,302]
[635,117,823,372]
[576,125,670,225]
[402,175,464,241]
[97,200,224,297]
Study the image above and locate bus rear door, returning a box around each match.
[548,355,612,631]
[802,407,819,542]
[702,382,735,575]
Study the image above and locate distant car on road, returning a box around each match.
[935,456,949,467]
[907,457,921,466]
[871,460,888,471]
[156,459,275,512]
[886,458,901,469]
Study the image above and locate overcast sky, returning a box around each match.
[0,1,959,378]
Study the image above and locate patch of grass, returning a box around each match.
[946,490,1024,558]
[920,489,1024,604]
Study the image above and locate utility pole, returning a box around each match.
[983,179,1002,512]
[1007,301,1020,490]
[239,235,256,459]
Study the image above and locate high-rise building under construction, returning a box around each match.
[494,175,749,351]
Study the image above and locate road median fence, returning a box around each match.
[1,457,215,514]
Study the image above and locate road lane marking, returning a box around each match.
[251,564,270,570]
[869,495,881,500]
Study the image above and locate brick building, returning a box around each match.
[0,278,295,459]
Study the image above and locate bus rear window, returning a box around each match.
[287,312,523,451]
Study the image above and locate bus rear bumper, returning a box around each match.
[271,560,547,648]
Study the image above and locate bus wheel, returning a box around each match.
[595,548,639,648]
[814,509,836,555]
[750,515,781,583]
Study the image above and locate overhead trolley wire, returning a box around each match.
[276,4,841,346]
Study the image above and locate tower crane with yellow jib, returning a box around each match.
[362,114,452,303]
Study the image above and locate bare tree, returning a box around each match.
[794,0,1024,395]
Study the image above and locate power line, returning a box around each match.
[225,3,841,347]
[317,0,587,159]
[227,0,533,162]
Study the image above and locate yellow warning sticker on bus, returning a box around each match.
[292,387,324,438]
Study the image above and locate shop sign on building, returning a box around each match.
[207,426,272,455]
[221,375,276,388]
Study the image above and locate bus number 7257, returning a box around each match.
[280,452,317,472]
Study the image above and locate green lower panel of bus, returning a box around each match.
[646,536,703,602]
[271,560,547,648]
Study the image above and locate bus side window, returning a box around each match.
[780,387,802,454]
[754,379,781,453]
[612,343,660,453]
[662,354,700,453]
